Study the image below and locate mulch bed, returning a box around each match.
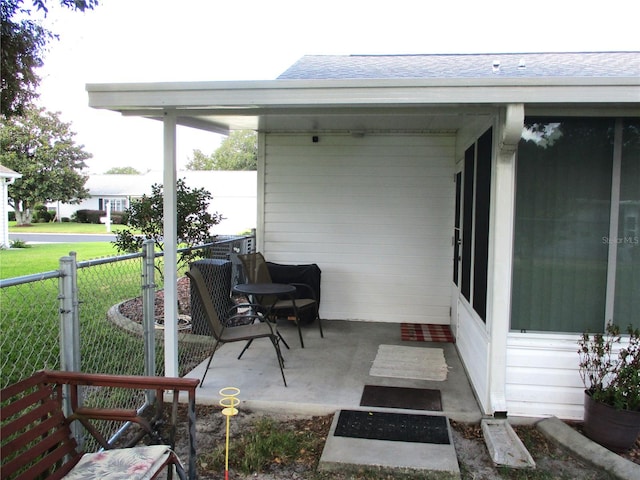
[566,420,640,465]
[118,276,192,324]
[451,420,639,465]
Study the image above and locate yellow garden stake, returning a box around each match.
[219,387,240,480]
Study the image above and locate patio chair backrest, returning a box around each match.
[238,253,272,284]
[189,259,233,335]
[186,267,225,339]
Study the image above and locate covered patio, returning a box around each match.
[87,52,639,420]
[186,319,482,423]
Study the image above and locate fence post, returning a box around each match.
[142,240,157,384]
[59,253,83,446]
[59,253,81,372]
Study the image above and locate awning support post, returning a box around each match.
[487,103,523,415]
[163,109,179,378]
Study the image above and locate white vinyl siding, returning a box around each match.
[506,334,585,419]
[262,133,455,323]
[456,300,490,412]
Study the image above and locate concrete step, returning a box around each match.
[318,408,460,478]
[481,419,536,469]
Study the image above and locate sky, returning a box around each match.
[34,0,640,174]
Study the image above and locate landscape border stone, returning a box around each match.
[537,416,640,480]
[107,302,212,346]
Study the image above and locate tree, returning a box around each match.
[184,149,213,170]
[1,0,99,118]
[213,130,257,170]
[185,130,257,171]
[0,105,91,224]
[104,166,141,175]
[113,178,223,277]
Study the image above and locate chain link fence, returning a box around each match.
[1,234,254,449]
[1,271,61,388]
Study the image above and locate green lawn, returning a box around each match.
[1,240,203,387]
[1,226,212,390]
[0,242,121,278]
[0,245,149,388]
[9,221,130,234]
[4,221,138,278]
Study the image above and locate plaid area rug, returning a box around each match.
[401,323,455,343]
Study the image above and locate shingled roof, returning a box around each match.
[0,165,21,179]
[278,52,640,80]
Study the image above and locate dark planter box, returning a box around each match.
[583,390,640,452]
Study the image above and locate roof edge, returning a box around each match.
[87,76,640,93]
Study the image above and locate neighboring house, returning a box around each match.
[52,170,257,235]
[87,52,640,420]
[0,165,22,248]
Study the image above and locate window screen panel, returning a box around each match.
[614,119,640,329]
[512,118,614,333]
[473,128,492,321]
[461,146,475,302]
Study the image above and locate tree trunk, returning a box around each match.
[15,209,33,226]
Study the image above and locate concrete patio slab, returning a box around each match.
[187,320,483,423]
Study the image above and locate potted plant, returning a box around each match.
[577,323,640,452]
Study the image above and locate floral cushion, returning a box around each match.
[63,445,181,480]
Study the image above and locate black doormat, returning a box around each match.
[334,409,450,444]
[360,385,442,411]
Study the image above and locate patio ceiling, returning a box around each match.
[168,107,495,135]
[86,77,640,135]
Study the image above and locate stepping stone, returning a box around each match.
[481,419,536,469]
[319,409,460,477]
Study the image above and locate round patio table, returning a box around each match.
[232,282,299,353]
[232,283,296,298]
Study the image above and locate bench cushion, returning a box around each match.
[62,445,180,480]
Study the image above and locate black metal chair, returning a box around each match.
[237,252,323,348]
[186,266,287,387]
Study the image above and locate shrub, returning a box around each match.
[61,217,70,222]
[578,323,640,411]
[34,205,53,222]
[113,178,222,279]
[7,211,16,221]
[10,239,30,248]
[74,209,106,224]
[110,212,126,225]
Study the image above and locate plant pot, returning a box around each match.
[583,391,640,452]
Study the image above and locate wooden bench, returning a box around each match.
[1,370,199,480]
